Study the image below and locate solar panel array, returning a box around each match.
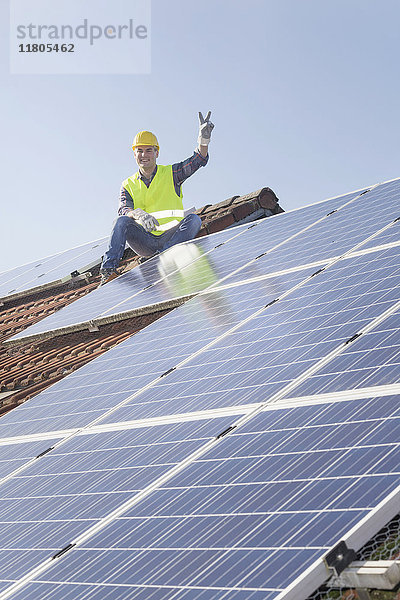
[0,236,108,300]
[7,184,377,342]
[0,178,399,600]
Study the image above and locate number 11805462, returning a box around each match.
[18,43,74,52]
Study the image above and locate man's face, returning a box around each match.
[134,145,159,171]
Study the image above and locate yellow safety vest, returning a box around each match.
[122,165,184,236]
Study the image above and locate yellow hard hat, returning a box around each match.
[132,131,159,151]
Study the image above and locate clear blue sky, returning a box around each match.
[1,0,399,273]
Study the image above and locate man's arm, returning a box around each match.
[197,111,214,158]
[198,144,209,158]
[172,111,214,192]
[172,152,209,191]
[118,186,135,216]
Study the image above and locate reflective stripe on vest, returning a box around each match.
[122,165,184,236]
[155,219,180,232]
[151,209,185,219]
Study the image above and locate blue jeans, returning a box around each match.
[101,213,202,270]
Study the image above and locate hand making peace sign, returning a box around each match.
[198,110,215,147]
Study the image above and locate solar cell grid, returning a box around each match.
[7,582,280,600]
[1,179,400,600]
[0,439,61,480]
[101,245,400,423]
[14,395,399,599]
[0,550,53,583]
[359,218,400,250]
[0,237,108,298]
[0,272,312,440]
[0,417,233,587]
[292,308,400,397]
[35,546,323,594]
[4,243,386,437]
[222,181,400,286]
[8,226,251,341]
[8,185,370,343]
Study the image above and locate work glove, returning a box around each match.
[198,111,214,147]
[130,208,159,232]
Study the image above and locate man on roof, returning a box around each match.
[99,111,214,285]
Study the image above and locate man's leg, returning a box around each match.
[160,214,202,252]
[101,213,202,277]
[125,220,163,257]
[101,215,132,271]
[102,214,166,268]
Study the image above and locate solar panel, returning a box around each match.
[98,244,400,423]
[0,438,62,479]
[360,219,400,250]
[213,178,400,287]
[0,270,316,440]
[7,184,375,344]
[84,397,396,598]
[291,308,400,397]
[1,206,399,437]
[0,178,399,600]
[0,417,235,593]
[1,396,399,599]
[6,225,254,342]
[0,237,108,299]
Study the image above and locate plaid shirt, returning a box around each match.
[118,150,209,216]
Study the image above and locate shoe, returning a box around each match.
[98,268,120,287]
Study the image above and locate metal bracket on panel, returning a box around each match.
[326,210,337,216]
[161,367,176,378]
[255,253,266,260]
[88,321,99,333]
[394,216,400,223]
[247,223,258,229]
[35,446,54,459]
[324,540,357,576]
[345,332,362,345]
[216,425,236,439]
[265,298,279,308]
[214,243,225,249]
[142,284,153,291]
[360,189,370,196]
[311,268,325,277]
[329,560,400,591]
[52,542,76,559]
[61,272,92,285]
